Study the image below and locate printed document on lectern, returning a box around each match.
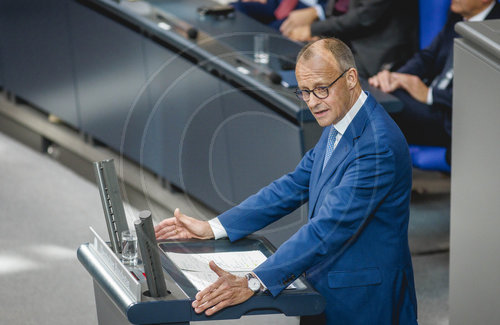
[165,250,267,290]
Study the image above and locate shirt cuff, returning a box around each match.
[251,271,268,292]
[427,86,434,105]
[208,217,228,240]
[314,4,325,20]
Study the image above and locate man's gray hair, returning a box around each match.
[297,38,357,71]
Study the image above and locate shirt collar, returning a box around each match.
[468,1,495,22]
[333,91,367,135]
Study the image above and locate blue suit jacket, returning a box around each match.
[218,93,417,324]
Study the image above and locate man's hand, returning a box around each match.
[154,208,214,240]
[286,25,314,42]
[241,0,267,3]
[369,71,429,103]
[280,7,318,37]
[368,70,393,92]
[389,72,429,103]
[192,261,254,316]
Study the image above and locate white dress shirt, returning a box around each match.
[299,0,326,20]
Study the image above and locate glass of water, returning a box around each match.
[254,33,270,64]
[121,230,138,266]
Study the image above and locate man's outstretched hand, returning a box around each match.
[192,261,254,316]
[154,208,214,240]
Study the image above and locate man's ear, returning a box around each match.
[346,68,358,89]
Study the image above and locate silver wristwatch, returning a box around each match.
[245,273,262,293]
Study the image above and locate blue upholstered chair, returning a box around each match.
[419,0,451,49]
[410,0,451,173]
[409,145,450,173]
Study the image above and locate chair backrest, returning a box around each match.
[419,0,451,49]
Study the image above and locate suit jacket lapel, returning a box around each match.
[308,93,375,218]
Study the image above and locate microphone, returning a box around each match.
[268,71,282,85]
[235,57,282,85]
[155,10,198,40]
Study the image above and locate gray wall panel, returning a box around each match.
[0,35,4,88]
[69,1,149,153]
[218,82,307,247]
[142,39,234,210]
[450,35,500,324]
[0,0,79,127]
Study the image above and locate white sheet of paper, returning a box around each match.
[166,250,267,290]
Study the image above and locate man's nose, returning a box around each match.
[307,94,321,108]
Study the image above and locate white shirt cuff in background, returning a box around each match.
[314,4,325,20]
[208,217,228,240]
[426,86,434,105]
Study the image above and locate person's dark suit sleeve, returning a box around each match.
[217,147,315,241]
[254,144,397,296]
[396,28,447,81]
[432,87,452,109]
[397,25,453,109]
[310,0,393,38]
[318,0,328,12]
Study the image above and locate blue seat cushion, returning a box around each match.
[409,145,451,173]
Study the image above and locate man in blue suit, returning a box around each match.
[368,0,500,165]
[156,38,417,324]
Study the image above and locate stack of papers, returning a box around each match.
[166,250,267,290]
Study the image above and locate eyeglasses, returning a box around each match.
[294,69,350,102]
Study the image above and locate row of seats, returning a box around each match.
[412,0,451,174]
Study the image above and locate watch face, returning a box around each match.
[248,277,261,292]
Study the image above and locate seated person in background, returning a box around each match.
[280,0,419,78]
[368,0,500,166]
[231,0,328,30]
[156,37,417,325]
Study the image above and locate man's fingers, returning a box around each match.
[280,19,291,35]
[368,76,378,87]
[156,228,182,240]
[204,299,231,316]
[193,289,231,314]
[175,208,195,228]
[209,261,228,277]
[154,218,175,232]
[154,219,177,239]
[156,224,176,235]
[195,279,221,301]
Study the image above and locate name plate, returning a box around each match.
[89,226,141,302]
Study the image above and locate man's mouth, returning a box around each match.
[313,108,329,117]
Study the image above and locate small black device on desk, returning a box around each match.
[197,5,235,18]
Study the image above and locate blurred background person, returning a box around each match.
[231,0,328,30]
[278,0,419,78]
[368,0,500,166]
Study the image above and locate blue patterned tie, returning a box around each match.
[323,126,338,171]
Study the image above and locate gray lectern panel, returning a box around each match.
[69,1,150,153]
[0,0,79,127]
[450,20,500,325]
